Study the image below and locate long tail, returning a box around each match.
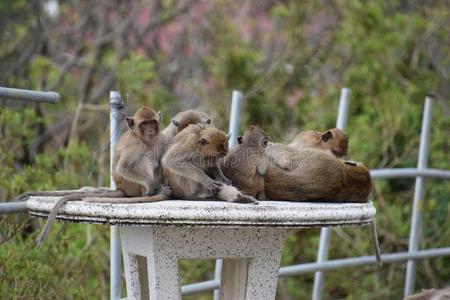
[83,194,170,203]
[36,190,124,247]
[370,220,382,264]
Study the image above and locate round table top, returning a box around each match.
[27,196,376,228]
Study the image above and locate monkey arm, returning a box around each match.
[256,155,269,176]
[115,156,155,189]
[208,163,231,185]
[164,156,219,192]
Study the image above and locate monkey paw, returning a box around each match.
[204,180,223,194]
[234,194,259,205]
[159,185,172,196]
[220,176,232,185]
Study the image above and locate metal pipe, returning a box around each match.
[371,168,450,179]
[109,91,124,300]
[213,90,244,300]
[0,87,60,103]
[180,247,450,295]
[313,87,351,300]
[404,96,434,297]
[0,201,28,214]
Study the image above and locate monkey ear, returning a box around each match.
[158,111,162,123]
[206,118,212,125]
[197,138,208,146]
[237,136,243,144]
[126,117,135,129]
[261,138,268,148]
[321,130,333,142]
[172,119,180,127]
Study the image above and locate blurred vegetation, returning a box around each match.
[1,0,449,299]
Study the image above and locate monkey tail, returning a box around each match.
[36,190,125,247]
[370,220,382,265]
[83,193,170,203]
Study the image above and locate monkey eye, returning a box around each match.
[198,138,209,146]
[206,118,212,125]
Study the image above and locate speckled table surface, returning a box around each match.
[27,197,375,228]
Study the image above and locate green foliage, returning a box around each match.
[1,1,449,299]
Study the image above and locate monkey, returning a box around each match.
[161,109,212,150]
[264,146,372,202]
[84,110,214,202]
[264,137,380,262]
[222,126,269,199]
[162,124,258,204]
[288,128,348,158]
[35,106,170,246]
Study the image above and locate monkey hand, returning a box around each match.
[219,175,232,185]
[159,185,172,196]
[204,179,223,194]
[234,194,259,205]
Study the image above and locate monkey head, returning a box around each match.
[320,128,348,158]
[126,106,161,143]
[171,110,212,132]
[197,127,230,163]
[237,126,270,149]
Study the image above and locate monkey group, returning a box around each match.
[17,106,375,246]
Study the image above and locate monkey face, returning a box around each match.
[242,126,269,149]
[197,128,228,160]
[321,129,348,158]
[138,119,159,141]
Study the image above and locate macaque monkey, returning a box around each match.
[35,106,169,246]
[161,109,212,148]
[222,126,269,199]
[265,134,379,262]
[162,124,258,204]
[288,128,348,158]
[265,147,371,202]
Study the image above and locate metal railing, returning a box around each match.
[1,87,448,299]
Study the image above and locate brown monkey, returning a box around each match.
[264,140,379,262]
[36,107,169,245]
[264,146,372,202]
[288,128,348,158]
[222,126,269,199]
[162,124,258,204]
[161,109,212,149]
[17,110,212,202]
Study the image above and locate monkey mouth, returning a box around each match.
[332,150,344,157]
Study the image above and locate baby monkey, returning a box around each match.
[222,126,269,199]
[162,124,258,204]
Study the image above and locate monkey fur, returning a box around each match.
[36,106,169,246]
[222,126,269,199]
[162,124,258,204]
[288,128,348,158]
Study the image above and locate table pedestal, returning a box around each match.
[120,226,287,300]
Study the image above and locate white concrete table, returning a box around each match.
[27,197,376,300]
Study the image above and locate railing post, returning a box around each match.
[110,91,124,300]
[312,87,351,300]
[213,90,244,300]
[404,95,434,297]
